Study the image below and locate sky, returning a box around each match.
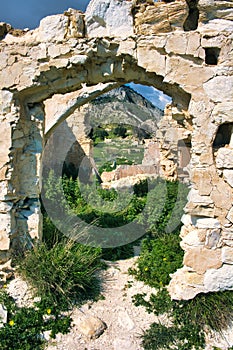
[0,0,171,110]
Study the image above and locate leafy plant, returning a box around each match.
[129,232,183,288]
[0,289,71,350]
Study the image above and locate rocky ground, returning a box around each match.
[6,257,233,350]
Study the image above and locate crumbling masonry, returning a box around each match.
[0,0,233,299]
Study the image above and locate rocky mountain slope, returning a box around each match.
[82,85,164,136]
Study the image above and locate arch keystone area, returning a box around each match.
[0,0,232,300]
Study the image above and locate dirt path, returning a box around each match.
[46,257,161,350]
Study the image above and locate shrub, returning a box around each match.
[129,232,183,288]
[17,239,102,310]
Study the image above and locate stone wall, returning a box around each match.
[0,0,232,300]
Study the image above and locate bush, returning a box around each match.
[17,239,102,310]
[129,232,183,288]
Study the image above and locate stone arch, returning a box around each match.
[0,0,232,299]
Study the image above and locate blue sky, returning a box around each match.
[0,0,171,110]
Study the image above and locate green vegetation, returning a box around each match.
[18,240,102,310]
[130,220,233,349]
[3,165,231,350]
[0,287,71,350]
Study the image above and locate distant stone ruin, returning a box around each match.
[0,0,233,300]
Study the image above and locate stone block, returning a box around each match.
[203,76,233,103]
[216,148,233,169]
[134,0,188,35]
[223,169,233,187]
[165,33,188,55]
[138,47,166,75]
[76,316,107,339]
[0,121,11,168]
[205,229,221,249]
[0,90,13,114]
[181,229,204,248]
[184,246,222,274]
[39,14,68,42]
[185,271,204,286]
[85,0,134,38]
[204,264,233,292]
[192,217,221,229]
[222,247,233,264]
[226,207,233,224]
[0,230,10,250]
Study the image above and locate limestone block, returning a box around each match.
[216,148,233,169]
[184,247,222,274]
[205,229,221,249]
[76,316,107,339]
[204,264,233,292]
[165,33,188,55]
[117,39,136,57]
[227,207,233,224]
[185,271,204,286]
[0,182,8,201]
[0,90,13,114]
[200,19,233,34]
[223,169,233,187]
[203,76,233,103]
[64,8,85,38]
[222,247,233,264]
[168,266,206,300]
[137,47,166,75]
[0,202,13,214]
[211,102,233,124]
[39,14,69,42]
[191,170,213,196]
[69,55,88,65]
[134,0,188,35]
[186,33,202,57]
[181,229,204,249]
[192,217,221,229]
[187,188,213,206]
[210,180,233,211]
[85,0,134,38]
[0,230,10,250]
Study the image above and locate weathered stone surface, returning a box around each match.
[226,207,233,224]
[204,264,233,292]
[38,10,85,42]
[0,304,7,328]
[184,247,222,274]
[192,217,221,230]
[216,148,233,169]
[205,229,221,249]
[203,76,233,103]
[85,0,134,37]
[223,169,233,187]
[134,0,189,35]
[222,247,233,264]
[76,316,107,339]
[168,266,206,300]
[181,229,204,249]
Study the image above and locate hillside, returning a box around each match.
[83,85,164,137]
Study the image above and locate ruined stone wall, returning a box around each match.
[0,0,232,300]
